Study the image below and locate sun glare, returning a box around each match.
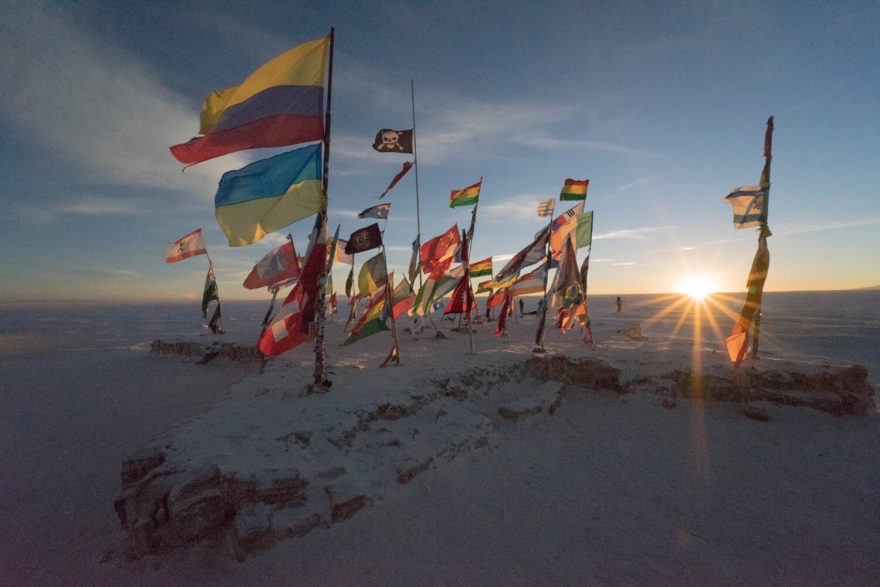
[678,275,717,300]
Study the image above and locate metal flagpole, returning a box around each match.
[411,79,424,291]
[534,200,556,352]
[312,28,335,389]
[751,116,773,360]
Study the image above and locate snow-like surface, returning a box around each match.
[1,292,878,585]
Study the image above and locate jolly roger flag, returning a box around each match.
[372,128,414,153]
[345,223,383,254]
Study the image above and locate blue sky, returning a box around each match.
[1,0,878,302]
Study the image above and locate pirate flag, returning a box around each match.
[372,128,413,153]
[345,223,383,255]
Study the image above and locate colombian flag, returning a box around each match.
[171,35,329,165]
[560,178,589,201]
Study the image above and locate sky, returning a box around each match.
[1,0,878,303]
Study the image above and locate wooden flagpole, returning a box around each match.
[751,116,773,360]
[411,80,424,291]
[534,200,556,352]
[312,28,335,389]
[381,243,401,365]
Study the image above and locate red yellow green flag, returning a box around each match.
[450,179,481,208]
[560,178,588,201]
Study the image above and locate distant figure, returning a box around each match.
[616,296,623,312]
[519,298,525,316]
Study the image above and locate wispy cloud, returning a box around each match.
[0,5,246,203]
[613,262,636,266]
[56,196,146,216]
[617,177,651,191]
[482,194,550,223]
[772,217,880,236]
[593,226,671,240]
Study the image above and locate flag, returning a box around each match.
[574,211,594,249]
[537,198,555,217]
[358,252,388,297]
[449,179,481,208]
[496,293,512,336]
[207,303,223,334]
[345,286,390,345]
[475,280,493,294]
[469,257,493,278]
[420,225,460,276]
[358,203,391,220]
[171,35,329,165]
[495,226,550,280]
[560,179,589,201]
[443,276,475,315]
[410,261,464,317]
[407,236,420,284]
[257,217,326,356]
[550,202,585,259]
[724,186,768,229]
[373,128,414,153]
[333,240,354,265]
[379,161,414,199]
[551,236,581,309]
[214,144,326,246]
[345,223,383,254]
[726,231,770,365]
[243,238,300,289]
[202,265,219,318]
[507,265,547,297]
[165,228,208,263]
[344,265,355,298]
[391,277,415,319]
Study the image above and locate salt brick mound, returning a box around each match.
[150,339,262,364]
[113,355,873,563]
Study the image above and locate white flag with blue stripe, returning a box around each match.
[724,185,767,229]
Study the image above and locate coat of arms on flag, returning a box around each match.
[345,223,383,254]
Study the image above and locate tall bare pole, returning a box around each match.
[411,80,424,290]
[751,116,773,359]
[312,28,335,389]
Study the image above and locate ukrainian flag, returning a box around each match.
[214,144,325,246]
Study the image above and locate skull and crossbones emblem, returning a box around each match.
[378,129,403,152]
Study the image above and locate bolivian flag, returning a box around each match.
[345,286,389,345]
[468,257,493,278]
[450,179,481,208]
[214,144,326,246]
[560,178,588,201]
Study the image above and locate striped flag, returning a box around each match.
[450,179,481,208]
[560,179,589,201]
[724,186,767,229]
[537,198,555,217]
[468,257,493,278]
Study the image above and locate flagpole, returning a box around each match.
[534,201,556,352]
[751,116,773,360]
[381,244,401,365]
[411,79,424,291]
[312,27,335,389]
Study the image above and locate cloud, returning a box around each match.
[616,177,651,191]
[593,226,670,240]
[0,4,246,201]
[56,196,146,216]
[384,245,411,253]
[612,262,636,266]
[772,217,880,236]
[481,193,552,223]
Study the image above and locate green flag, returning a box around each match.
[574,211,594,249]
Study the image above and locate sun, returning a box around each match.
[677,274,717,300]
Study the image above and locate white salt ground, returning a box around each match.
[1,294,878,585]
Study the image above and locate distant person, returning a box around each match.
[616,296,623,312]
[519,298,524,316]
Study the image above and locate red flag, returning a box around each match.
[379,161,414,199]
[495,292,512,336]
[243,238,300,289]
[258,222,326,356]
[443,277,475,315]
[420,225,460,276]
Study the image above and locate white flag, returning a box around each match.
[165,228,207,263]
[537,198,555,218]
[724,186,767,229]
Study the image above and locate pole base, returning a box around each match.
[532,346,547,354]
